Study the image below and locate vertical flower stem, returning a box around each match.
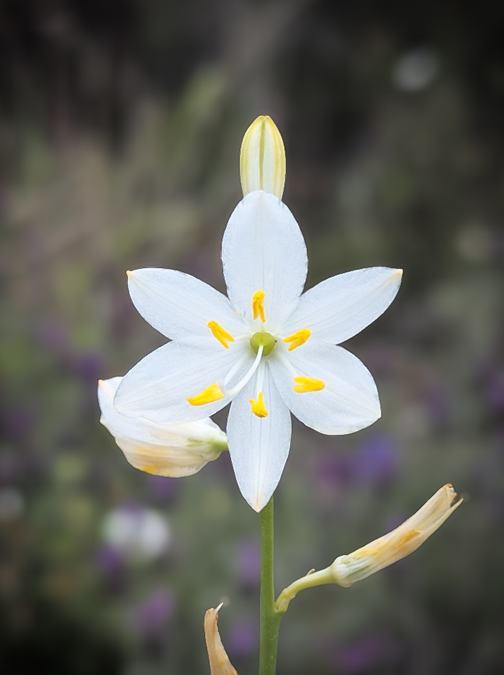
[259,497,282,675]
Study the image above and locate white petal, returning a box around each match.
[99,377,153,442]
[270,342,381,434]
[115,339,253,424]
[283,267,402,344]
[227,365,291,511]
[127,268,246,340]
[222,191,307,330]
[98,377,227,477]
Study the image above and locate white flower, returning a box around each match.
[114,197,402,510]
[98,377,227,477]
[331,483,463,587]
[114,119,402,512]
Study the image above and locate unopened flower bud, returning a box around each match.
[204,604,238,675]
[240,115,286,198]
[331,484,463,587]
[98,377,227,477]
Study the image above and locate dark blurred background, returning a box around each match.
[1,1,504,673]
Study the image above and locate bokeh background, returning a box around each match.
[1,1,504,673]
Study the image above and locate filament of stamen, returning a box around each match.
[226,345,264,398]
[249,391,268,417]
[252,290,266,322]
[187,383,225,406]
[223,354,249,387]
[283,328,311,351]
[208,320,235,349]
[293,376,325,393]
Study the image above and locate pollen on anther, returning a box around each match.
[187,383,225,406]
[208,321,235,349]
[283,328,311,351]
[293,376,325,393]
[252,290,266,322]
[249,391,268,417]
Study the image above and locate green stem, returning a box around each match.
[259,498,282,675]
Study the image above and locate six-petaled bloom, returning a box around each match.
[98,377,227,477]
[113,116,403,511]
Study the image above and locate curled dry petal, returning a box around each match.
[204,605,238,675]
[331,483,463,587]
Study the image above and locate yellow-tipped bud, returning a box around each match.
[204,605,238,675]
[240,115,286,198]
[331,484,463,587]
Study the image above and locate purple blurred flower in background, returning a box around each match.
[227,616,258,660]
[71,352,104,385]
[145,475,179,503]
[329,631,401,674]
[315,434,398,491]
[131,588,175,639]
[0,403,34,442]
[35,320,69,353]
[95,544,126,593]
[235,538,261,588]
[422,382,450,429]
[484,368,504,415]
[352,435,399,487]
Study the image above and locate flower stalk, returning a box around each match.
[259,498,282,675]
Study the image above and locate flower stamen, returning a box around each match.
[208,320,235,349]
[187,384,225,406]
[293,376,325,393]
[252,290,266,322]
[283,328,311,351]
[249,391,268,418]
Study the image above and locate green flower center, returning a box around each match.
[250,331,277,356]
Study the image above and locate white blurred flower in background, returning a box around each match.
[102,505,171,562]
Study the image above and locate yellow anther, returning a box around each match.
[187,384,225,406]
[252,290,266,322]
[249,391,268,418]
[293,376,325,393]
[283,328,311,351]
[208,320,235,349]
